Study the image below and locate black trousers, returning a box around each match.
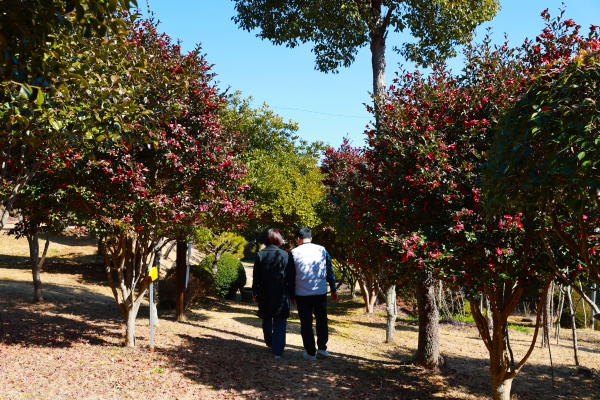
[296,294,328,356]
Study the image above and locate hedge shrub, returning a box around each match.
[199,253,246,299]
[158,263,214,310]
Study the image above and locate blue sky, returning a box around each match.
[144,1,600,149]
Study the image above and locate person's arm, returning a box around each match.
[287,251,296,304]
[325,250,338,302]
[252,254,261,301]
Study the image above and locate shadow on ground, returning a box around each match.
[0,279,122,348]
[157,296,600,400]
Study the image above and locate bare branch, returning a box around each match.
[540,230,600,318]
[549,209,581,254]
[511,278,552,376]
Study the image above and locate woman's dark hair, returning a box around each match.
[264,228,284,246]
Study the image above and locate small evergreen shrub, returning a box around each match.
[158,263,215,309]
[199,253,246,299]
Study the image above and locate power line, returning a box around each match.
[250,103,367,119]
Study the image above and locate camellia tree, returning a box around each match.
[321,138,402,344]
[232,0,499,110]
[484,12,600,319]
[0,8,148,233]
[365,24,565,397]
[321,140,379,313]
[56,16,252,346]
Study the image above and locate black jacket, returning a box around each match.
[252,245,296,319]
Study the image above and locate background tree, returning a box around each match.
[222,94,325,242]
[194,228,247,276]
[321,140,383,315]
[7,162,74,302]
[232,0,499,109]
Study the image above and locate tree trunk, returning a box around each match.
[211,252,220,276]
[26,231,50,302]
[566,286,580,366]
[542,282,552,347]
[556,284,565,343]
[579,282,587,329]
[175,240,187,321]
[490,374,513,400]
[125,302,141,347]
[385,284,397,343]
[357,274,378,314]
[484,293,493,332]
[370,30,386,116]
[412,270,441,369]
[592,284,597,330]
[26,233,42,302]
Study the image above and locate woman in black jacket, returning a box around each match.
[252,228,295,359]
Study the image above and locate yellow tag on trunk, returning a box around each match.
[149,267,158,282]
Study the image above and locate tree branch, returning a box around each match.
[510,278,552,377]
[539,230,600,319]
[549,209,581,255]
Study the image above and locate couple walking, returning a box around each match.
[252,227,338,360]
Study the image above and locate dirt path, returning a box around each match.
[0,233,599,399]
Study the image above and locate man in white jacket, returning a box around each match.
[290,227,337,360]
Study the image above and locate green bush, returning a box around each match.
[158,263,214,309]
[199,253,246,299]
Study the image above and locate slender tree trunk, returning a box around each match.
[370,30,386,106]
[357,274,378,314]
[566,287,580,366]
[412,270,441,369]
[579,282,587,329]
[211,252,220,276]
[484,293,493,332]
[26,231,50,302]
[175,240,187,321]
[385,284,397,342]
[592,284,597,330]
[542,282,552,347]
[125,302,141,347]
[556,285,565,343]
[369,3,393,119]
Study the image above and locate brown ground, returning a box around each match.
[0,231,599,399]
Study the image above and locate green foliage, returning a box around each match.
[1,0,136,86]
[483,13,600,285]
[232,0,499,70]
[508,324,531,333]
[194,228,247,260]
[223,93,325,239]
[485,52,600,215]
[0,11,153,225]
[199,253,247,299]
